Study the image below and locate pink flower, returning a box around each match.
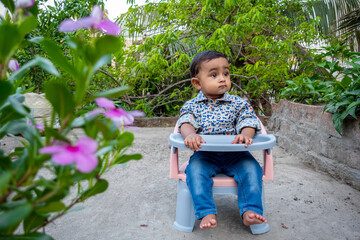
[16,0,35,9]
[87,97,145,127]
[59,5,121,36]
[95,97,115,109]
[86,107,105,119]
[8,60,19,72]
[104,108,134,126]
[39,137,98,173]
[27,119,44,131]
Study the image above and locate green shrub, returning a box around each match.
[280,40,360,134]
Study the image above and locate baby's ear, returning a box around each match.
[191,77,201,90]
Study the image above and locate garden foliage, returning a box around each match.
[281,40,360,134]
[0,1,141,239]
[13,0,107,92]
[117,0,320,116]
[119,0,359,134]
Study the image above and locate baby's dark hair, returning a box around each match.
[189,50,228,78]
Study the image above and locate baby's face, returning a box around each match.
[195,57,231,101]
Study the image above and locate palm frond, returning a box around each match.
[337,8,360,33]
[117,3,163,41]
[304,0,360,35]
[336,7,360,51]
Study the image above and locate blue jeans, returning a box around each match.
[185,151,263,220]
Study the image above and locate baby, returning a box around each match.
[178,50,267,229]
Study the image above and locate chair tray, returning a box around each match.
[169,133,276,152]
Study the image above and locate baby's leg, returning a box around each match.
[185,152,221,228]
[223,152,265,224]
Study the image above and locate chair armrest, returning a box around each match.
[170,122,181,179]
[170,146,180,179]
[262,149,274,180]
[259,118,274,180]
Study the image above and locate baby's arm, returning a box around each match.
[231,127,255,147]
[180,123,206,151]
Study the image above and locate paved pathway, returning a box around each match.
[44,127,360,240]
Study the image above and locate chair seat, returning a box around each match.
[179,161,238,187]
[178,160,272,186]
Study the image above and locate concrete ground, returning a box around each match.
[30,128,360,239]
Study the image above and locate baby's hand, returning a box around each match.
[184,133,206,151]
[231,134,253,147]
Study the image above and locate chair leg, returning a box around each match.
[173,180,195,232]
[250,182,270,234]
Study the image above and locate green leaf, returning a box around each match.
[332,112,343,135]
[345,59,360,70]
[66,36,83,50]
[343,100,360,119]
[0,172,11,197]
[23,212,47,233]
[8,94,30,115]
[40,39,78,79]
[0,199,27,209]
[0,119,28,137]
[340,75,352,88]
[0,24,21,63]
[32,56,60,77]
[93,119,116,140]
[70,116,85,128]
[0,232,54,240]
[66,206,84,213]
[0,151,11,171]
[79,179,108,202]
[88,55,112,79]
[84,118,104,139]
[0,0,15,14]
[0,203,32,231]
[95,35,122,56]
[0,81,13,106]
[95,146,113,156]
[92,86,131,99]
[113,153,142,165]
[47,5,55,11]
[115,131,135,149]
[44,128,70,143]
[0,97,29,124]
[45,81,75,120]
[8,56,60,82]
[29,36,44,43]
[18,16,38,37]
[35,201,66,214]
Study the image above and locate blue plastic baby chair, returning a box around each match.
[168,119,275,234]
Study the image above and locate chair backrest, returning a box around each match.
[169,118,274,183]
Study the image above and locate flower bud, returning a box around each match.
[8,59,19,72]
[16,0,35,9]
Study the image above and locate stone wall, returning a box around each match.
[133,117,178,127]
[24,93,52,124]
[268,99,360,190]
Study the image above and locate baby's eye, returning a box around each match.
[224,72,229,76]
[211,73,217,77]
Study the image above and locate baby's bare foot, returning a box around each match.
[243,211,267,226]
[200,214,217,229]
